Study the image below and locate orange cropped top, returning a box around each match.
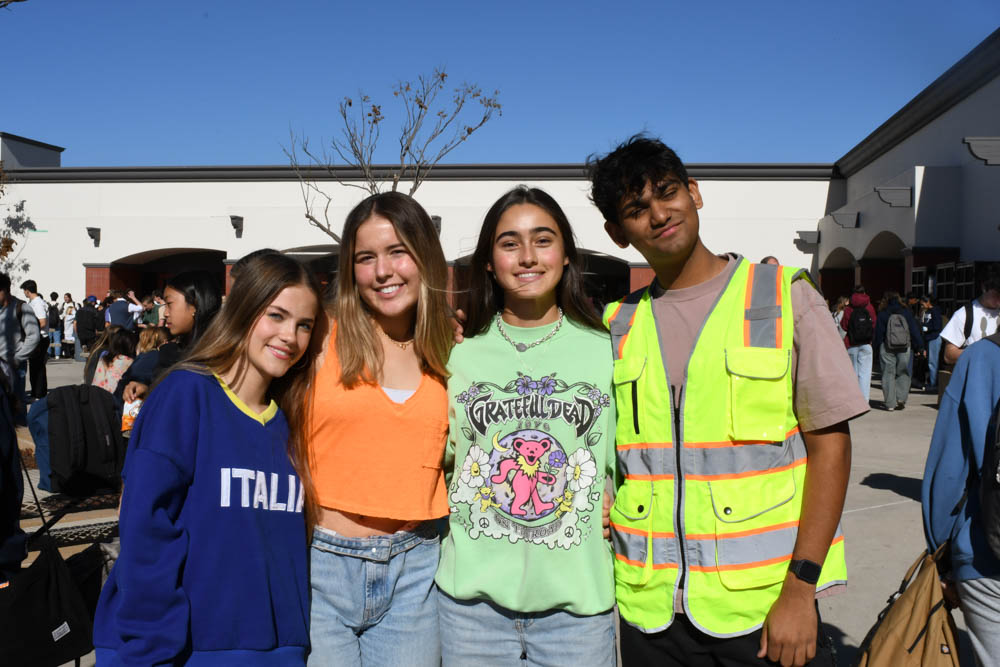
[307,330,449,520]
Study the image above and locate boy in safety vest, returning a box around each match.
[588,136,868,667]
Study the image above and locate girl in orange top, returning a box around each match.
[306,192,453,666]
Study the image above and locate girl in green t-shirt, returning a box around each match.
[437,187,618,666]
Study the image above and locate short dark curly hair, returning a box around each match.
[587,134,689,227]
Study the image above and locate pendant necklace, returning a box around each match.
[495,308,564,353]
[377,324,414,350]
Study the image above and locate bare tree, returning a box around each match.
[0,0,29,10]
[0,163,37,279]
[287,68,501,242]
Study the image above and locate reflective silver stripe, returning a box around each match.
[651,532,680,569]
[748,263,779,348]
[611,528,681,569]
[684,523,845,570]
[683,525,795,570]
[611,526,648,564]
[617,445,674,478]
[609,291,644,360]
[687,431,807,476]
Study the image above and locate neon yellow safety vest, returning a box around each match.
[603,257,847,637]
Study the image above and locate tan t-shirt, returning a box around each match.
[649,255,868,432]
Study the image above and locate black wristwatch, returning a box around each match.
[788,559,822,585]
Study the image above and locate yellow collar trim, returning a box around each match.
[213,373,278,426]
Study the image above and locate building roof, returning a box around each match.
[835,27,1000,177]
[0,132,66,153]
[3,162,834,183]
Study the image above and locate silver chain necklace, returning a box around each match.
[495,308,564,353]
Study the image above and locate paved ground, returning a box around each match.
[819,383,974,665]
[18,361,974,665]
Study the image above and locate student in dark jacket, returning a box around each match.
[120,271,222,404]
[75,297,101,351]
[920,295,944,390]
[874,291,924,411]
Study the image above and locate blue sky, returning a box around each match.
[3,1,998,167]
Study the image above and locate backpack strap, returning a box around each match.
[986,331,1000,348]
[963,302,974,345]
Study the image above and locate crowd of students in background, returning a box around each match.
[829,269,1000,411]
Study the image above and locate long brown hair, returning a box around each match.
[334,192,452,385]
[464,186,604,337]
[172,253,327,530]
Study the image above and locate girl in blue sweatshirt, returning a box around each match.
[94,253,326,666]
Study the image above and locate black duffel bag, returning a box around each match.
[0,535,94,666]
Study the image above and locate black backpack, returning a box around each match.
[980,331,1000,560]
[848,307,874,344]
[47,303,61,331]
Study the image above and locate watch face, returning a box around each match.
[793,559,822,584]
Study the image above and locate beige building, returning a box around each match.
[4,28,999,309]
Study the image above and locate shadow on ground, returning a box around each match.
[859,473,922,502]
[822,622,857,666]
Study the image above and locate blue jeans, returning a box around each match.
[437,589,616,666]
[847,344,873,403]
[927,336,941,388]
[308,524,441,666]
[26,397,51,491]
[49,329,61,357]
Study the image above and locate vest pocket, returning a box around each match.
[613,357,646,436]
[707,468,798,590]
[724,347,790,441]
[610,480,653,584]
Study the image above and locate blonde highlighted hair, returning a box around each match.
[334,191,452,386]
[137,326,170,354]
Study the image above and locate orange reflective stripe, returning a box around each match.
[690,552,793,573]
[743,263,755,346]
[685,520,800,541]
[685,456,806,481]
[607,302,622,326]
[617,306,640,359]
[614,553,678,570]
[683,427,800,448]
[775,265,783,348]
[617,441,673,450]
[611,522,675,539]
[625,474,675,481]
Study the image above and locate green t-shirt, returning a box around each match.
[435,316,617,615]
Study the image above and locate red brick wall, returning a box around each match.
[84,266,110,299]
[629,266,657,292]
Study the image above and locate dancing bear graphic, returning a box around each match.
[490,437,557,517]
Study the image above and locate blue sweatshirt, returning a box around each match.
[922,338,1000,581]
[93,370,309,665]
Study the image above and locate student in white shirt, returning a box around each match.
[941,264,1000,365]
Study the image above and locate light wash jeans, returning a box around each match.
[847,343,873,403]
[308,524,440,666]
[956,576,1000,667]
[879,344,912,408]
[49,329,61,357]
[437,589,616,666]
[927,336,942,389]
